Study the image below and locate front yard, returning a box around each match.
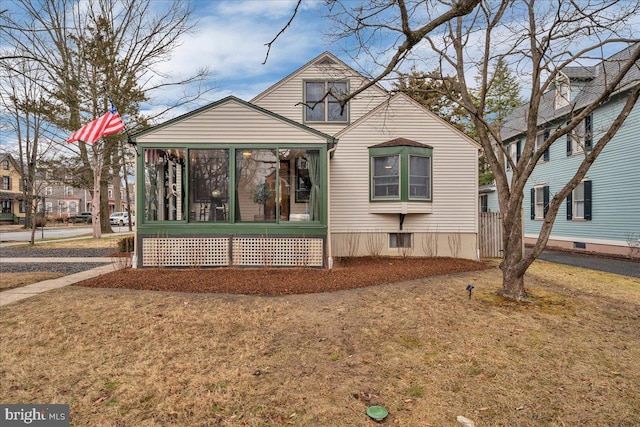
[1,260,639,426]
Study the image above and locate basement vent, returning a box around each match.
[573,242,586,250]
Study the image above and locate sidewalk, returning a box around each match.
[0,261,125,307]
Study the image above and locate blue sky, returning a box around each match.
[146,0,342,118]
[1,0,638,147]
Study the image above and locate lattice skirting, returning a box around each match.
[142,237,230,267]
[232,237,324,267]
[141,236,324,267]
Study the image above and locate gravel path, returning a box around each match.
[0,247,116,275]
[1,263,113,274]
[0,247,114,258]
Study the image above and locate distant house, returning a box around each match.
[131,52,481,268]
[0,153,25,224]
[501,44,640,256]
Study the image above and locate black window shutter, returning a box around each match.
[530,188,535,220]
[566,192,572,220]
[566,131,573,156]
[516,140,521,162]
[543,185,550,218]
[585,114,593,151]
[543,130,550,161]
[584,180,592,220]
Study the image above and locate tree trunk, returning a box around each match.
[100,178,111,234]
[498,207,528,301]
[498,254,527,301]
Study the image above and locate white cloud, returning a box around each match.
[142,0,333,123]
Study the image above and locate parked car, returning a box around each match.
[69,212,92,224]
[110,211,135,226]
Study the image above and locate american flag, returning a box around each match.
[67,107,125,144]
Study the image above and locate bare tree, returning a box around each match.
[268,0,640,300]
[0,0,210,236]
[0,59,56,242]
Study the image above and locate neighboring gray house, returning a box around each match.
[131,52,481,268]
[501,44,640,256]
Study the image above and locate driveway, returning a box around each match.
[536,249,640,278]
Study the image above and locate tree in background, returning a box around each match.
[393,68,468,132]
[476,57,523,185]
[0,0,210,236]
[394,58,522,186]
[276,0,640,300]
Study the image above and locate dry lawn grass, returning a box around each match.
[1,260,639,426]
[9,234,132,250]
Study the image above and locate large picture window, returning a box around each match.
[143,148,185,221]
[189,149,229,222]
[304,81,348,122]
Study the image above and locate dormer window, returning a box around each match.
[555,73,570,109]
[304,81,348,123]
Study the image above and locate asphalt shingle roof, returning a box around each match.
[501,43,640,141]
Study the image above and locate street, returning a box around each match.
[0,225,133,243]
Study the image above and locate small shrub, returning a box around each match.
[35,216,46,227]
[117,236,135,253]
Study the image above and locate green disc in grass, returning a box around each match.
[366,405,388,421]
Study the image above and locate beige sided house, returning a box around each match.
[131,52,480,268]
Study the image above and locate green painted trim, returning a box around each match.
[137,224,327,236]
[368,146,433,203]
[302,79,351,125]
[131,96,337,147]
[138,145,329,228]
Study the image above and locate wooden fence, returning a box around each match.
[479,212,503,258]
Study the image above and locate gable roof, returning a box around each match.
[502,42,640,141]
[0,153,21,172]
[250,51,388,104]
[370,137,433,149]
[131,95,337,146]
[336,92,481,150]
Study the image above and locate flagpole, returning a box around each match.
[103,86,139,157]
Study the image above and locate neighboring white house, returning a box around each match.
[131,52,480,268]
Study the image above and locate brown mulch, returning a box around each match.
[76,256,493,295]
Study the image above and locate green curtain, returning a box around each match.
[235,150,242,221]
[307,151,320,221]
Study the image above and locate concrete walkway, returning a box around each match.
[0,261,125,307]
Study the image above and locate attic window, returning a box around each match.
[304,80,348,123]
[555,74,570,109]
[316,57,337,66]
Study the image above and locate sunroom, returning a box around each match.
[131,97,335,268]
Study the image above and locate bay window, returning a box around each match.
[372,155,400,200]
[369,142,432,202]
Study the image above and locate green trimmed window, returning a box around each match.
[142,147,323,224]
[369,145,432,202]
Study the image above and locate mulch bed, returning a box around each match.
[75,256,494,295]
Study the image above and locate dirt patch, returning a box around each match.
[75,256,493,295]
